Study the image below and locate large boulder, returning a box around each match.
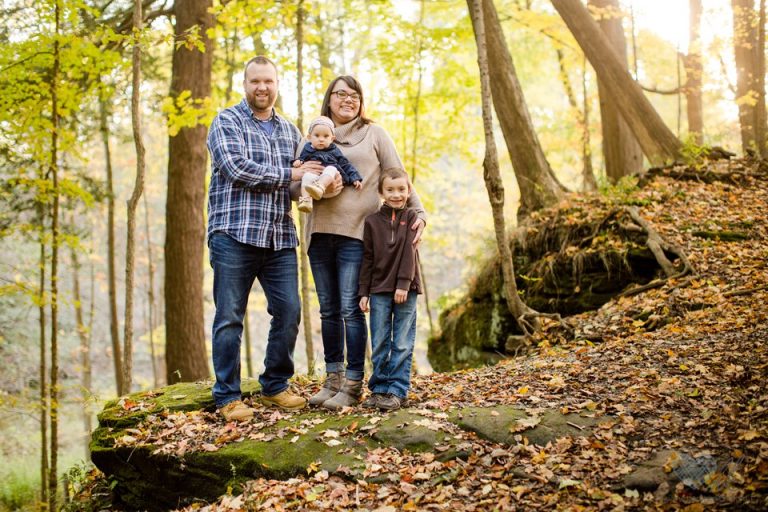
[90,381,604,510]
[428,204,662,372]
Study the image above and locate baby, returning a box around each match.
[296,116,363,213]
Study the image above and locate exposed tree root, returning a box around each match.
[619,207,696,297]
[517,311,574,339]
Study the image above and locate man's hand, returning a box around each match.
[410,218,425,247]
[394,289,408,304]
[291,160,323,181]
[359,296,370,312]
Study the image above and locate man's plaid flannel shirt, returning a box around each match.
[207,100,302,250]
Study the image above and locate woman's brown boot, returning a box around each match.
[308,371,344,406]
[322,379,363,410]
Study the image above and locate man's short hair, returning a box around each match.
[244,56,278,79]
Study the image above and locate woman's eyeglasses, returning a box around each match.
[331,90,361,101]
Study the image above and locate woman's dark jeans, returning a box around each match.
[307,233,367,381]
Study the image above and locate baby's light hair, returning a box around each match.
[378,168,410,193]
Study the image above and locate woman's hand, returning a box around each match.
[410,218,425,247]
[290,161,323,181]
[394,289,408,304]
[359,296,370,312]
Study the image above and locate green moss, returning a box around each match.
[97,379,262,429]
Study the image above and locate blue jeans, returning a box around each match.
[368,292,417,399]
[307,233,367,381]
[209,233,301,406]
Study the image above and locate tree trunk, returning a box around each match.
[295,0,315,376]
[555,48,597,191]
[552,0,683,165]
[37,214,48,507]
[684,0,704,144]
[165,0,213,384]
[587,0,643,181]
[123,0,146,394]
[481,0,565,218]
[468,0,534,326]
[99,94,124,396]
[143,193,159,387]
[70,234,92,458]
[48,3,61,507]
[732,0,768,156]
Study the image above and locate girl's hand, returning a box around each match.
[394,289,408,304]
[353,180,362,190]
[410,218,425,247]
[359,296,370,312]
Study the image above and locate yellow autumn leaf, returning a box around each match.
[517,386,530,394]
[739,430,761,441]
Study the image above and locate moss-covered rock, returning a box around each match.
[91,381,613,510]
[449,405,599,446]
[429,205,664,372]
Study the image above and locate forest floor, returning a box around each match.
[76,157,767,511]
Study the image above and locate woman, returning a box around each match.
[301,76,426,410]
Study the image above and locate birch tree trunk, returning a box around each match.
[123,0,146,394]
[165,0,213,383]
[587,0,643,182]
[481,0,565,218]
[552,0,683,165]
[468,0,534,325]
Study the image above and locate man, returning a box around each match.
[207,56,322,421]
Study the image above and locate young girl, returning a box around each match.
[295,116,362,213]
[358,168,423,411]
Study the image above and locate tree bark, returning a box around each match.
[143,193,159,387]
[732,0,768,156]
[587,0,643,182]
[99,94,124,396]
[123,0,146,394]
[468,0,534,326]
[48,3,61,507]
[165,0,213,384]
[684,0,704,144]
[70,234,92,458]
[295,0,315,376]
[552,0,682,165]
[481,0,565,218]
[37,211,48,507]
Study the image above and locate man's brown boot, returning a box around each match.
[260,389,307,411]
[308,371,344,406]
[219,400,254,422]
[322,379,363,411]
